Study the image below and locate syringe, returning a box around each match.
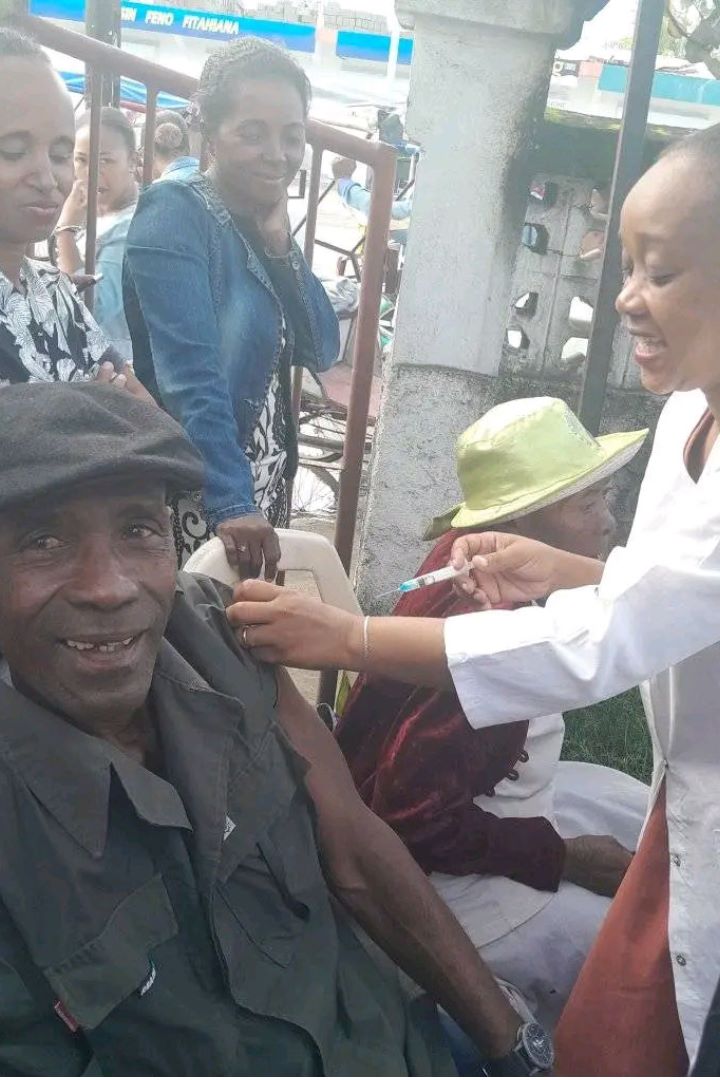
[378,562,469,598]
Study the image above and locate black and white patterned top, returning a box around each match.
[245,332,291,526]
[0,259,110,386]
[232,215,300,531]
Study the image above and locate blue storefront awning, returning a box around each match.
[31,0,315,52]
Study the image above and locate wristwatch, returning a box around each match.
[485,1022,554,1076]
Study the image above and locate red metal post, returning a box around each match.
[83,68,103,309]
[317,143,395,708]
[143,88,158,186]
[302,145,323,265]
[292,145,323,420]
[333,142,395,574]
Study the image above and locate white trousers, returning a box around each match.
[455,761,649,1029]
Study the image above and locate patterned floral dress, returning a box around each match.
[0,259,111,384]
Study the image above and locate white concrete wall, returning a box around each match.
[356,0,584,608]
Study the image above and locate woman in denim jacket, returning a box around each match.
[124,38,339,571]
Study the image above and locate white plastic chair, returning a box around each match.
[184,530,362,616]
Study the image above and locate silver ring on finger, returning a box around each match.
[241,625,252,649]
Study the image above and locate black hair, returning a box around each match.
[0,26,50,61]
[196,35,311,134]
[77,105,136,158]
[149,110,190,156]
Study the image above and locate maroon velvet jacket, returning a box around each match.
[335,529,566,893]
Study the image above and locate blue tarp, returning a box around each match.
[59,70,189,110]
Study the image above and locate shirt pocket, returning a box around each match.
[214,754,324,973]
[42,873,178,1030]
[216,833,310,968]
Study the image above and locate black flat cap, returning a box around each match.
[0,382,204,513]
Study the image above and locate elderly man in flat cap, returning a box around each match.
[0,383,554,1078]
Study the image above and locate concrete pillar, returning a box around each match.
[356,0,588,610]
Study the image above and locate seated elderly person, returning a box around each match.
[334,399,651,1027]
[0,382,550,1077]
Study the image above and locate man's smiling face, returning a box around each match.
[0,478,177,732]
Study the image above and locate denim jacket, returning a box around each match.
[124,175,339,526]
[157,156,199,182]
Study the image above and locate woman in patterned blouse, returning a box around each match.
[0,28,147,399]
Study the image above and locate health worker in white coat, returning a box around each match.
[227,121,720,1075]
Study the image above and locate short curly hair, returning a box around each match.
[196,35,311,134]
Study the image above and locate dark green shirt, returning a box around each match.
[0,573,452,1076]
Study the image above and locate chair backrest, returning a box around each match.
[184,530,362,616]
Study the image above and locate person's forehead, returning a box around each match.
[2,477,167,524]
[75,124,130,155]
[223,78,305,124]
[558,481,612,508]
[621,155,718,249]
[0,60,74,138]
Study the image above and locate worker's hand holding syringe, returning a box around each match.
[450,532,605,609]
[225,531,604,679]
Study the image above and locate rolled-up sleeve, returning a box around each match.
[446,473,720,729]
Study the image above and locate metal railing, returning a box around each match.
[9,9,396,589]
[578,0,665,433]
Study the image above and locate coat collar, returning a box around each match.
[184,173,281,299]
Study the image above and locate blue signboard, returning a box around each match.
[30,0,316,52]
[336,28,413,65]
[599,62,720,107]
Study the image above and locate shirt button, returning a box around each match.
[671,853,681,867]
[675,954,687,966]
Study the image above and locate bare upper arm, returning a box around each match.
[274,668,375,868]
[275,667,363,810]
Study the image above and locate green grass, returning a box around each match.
[561,688,653,784]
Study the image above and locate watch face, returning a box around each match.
[520,1022,554,1071]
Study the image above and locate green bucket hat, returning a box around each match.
[425,397,648,541]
